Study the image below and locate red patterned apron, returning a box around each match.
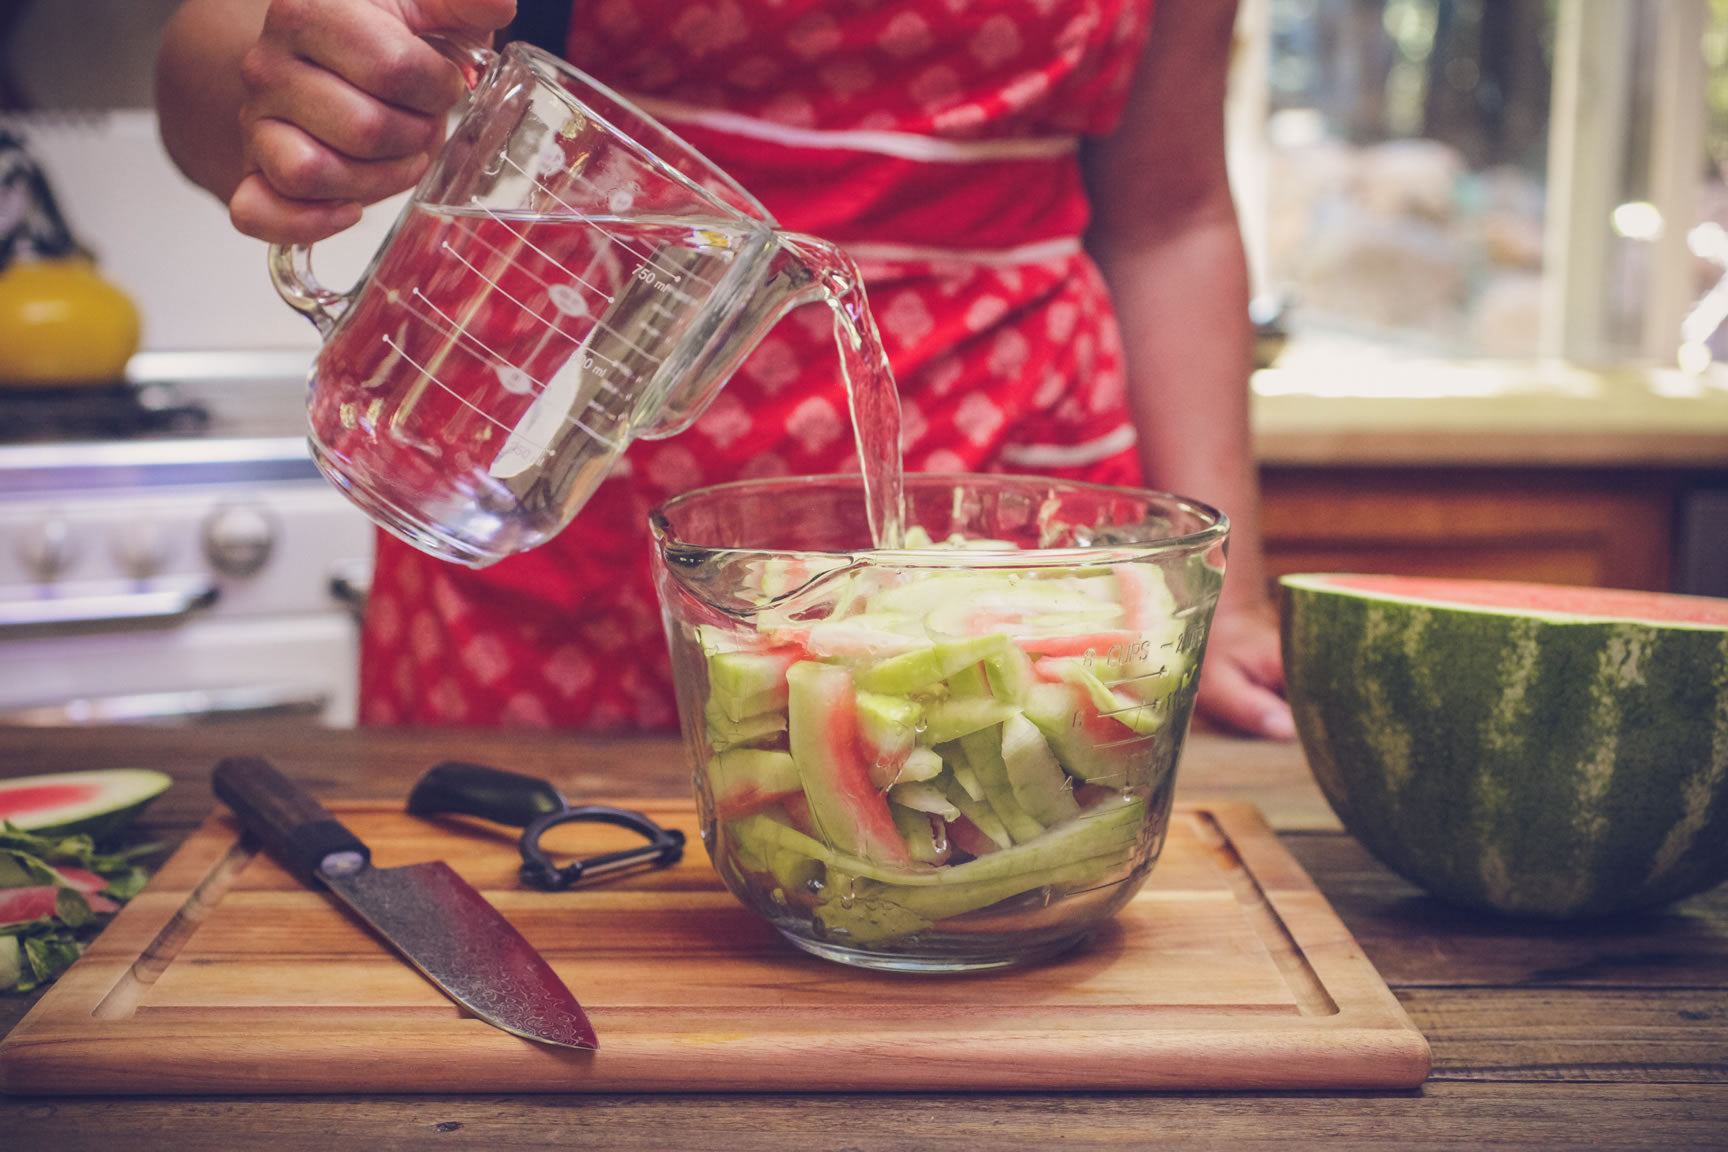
[359,0,1156,728]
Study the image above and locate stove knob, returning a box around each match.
[203,502,276,578]
[16,514,79,583]
[111,518,170,580]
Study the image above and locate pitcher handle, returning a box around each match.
[265,242,347,336]
[265,34,499,337]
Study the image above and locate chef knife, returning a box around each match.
[211,755,598,1050]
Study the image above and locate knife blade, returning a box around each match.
[211,755,598,1050]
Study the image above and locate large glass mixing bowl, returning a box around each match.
[649,473,1229,972]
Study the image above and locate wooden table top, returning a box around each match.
[2,724,1724,1149]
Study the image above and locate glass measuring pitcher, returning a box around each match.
[649,473,1229,972]
[269,41,848,567]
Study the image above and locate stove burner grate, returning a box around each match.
[0,382,212,443]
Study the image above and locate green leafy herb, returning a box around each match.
[0,820,159,992]
[22,933,84,988]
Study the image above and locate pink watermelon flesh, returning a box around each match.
[49,866,108,895]
[0,783,99,822]
[1018,631,1141,659]
[0,885,118,926]
[786,662,911,865]
[1315,574,1728,626]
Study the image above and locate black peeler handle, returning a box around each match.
[406,760,569,828]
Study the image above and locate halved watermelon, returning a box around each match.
[1281,573,1728,919]
[0,769,172,840]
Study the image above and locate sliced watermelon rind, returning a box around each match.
[1281,575,1728,919]
[687,553,1218,953]
[0,769,172,840]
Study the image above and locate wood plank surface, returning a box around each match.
[1260,465,1682,591]
[1402,989,1728,1083]
[1278,833,1728,988]
[0,797,1428,1095]
[1,727,1724,1150]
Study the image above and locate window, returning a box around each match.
[1232,0,1728,398]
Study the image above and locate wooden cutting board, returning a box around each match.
[0,799,1429,1095]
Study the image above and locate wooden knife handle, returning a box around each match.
[213,756,371,881]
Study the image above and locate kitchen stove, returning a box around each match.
[0,352,375,726]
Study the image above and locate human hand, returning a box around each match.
[230,0,516,244]
[1194,599,1295,741]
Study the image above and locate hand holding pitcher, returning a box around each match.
[162,0,516,245]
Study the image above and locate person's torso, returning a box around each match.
[561,0,1153,139]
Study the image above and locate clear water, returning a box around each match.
[778,234,905,548]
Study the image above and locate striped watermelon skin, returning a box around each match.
[1280,574,1728,919]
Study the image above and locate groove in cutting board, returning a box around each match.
[1189,809,1339,1016]
[92,838,256,1021]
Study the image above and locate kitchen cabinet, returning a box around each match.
[1259,465,1685,592]
[1250,383,1728,597]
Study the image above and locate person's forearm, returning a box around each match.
[156,0,271,200]
[1088,213,1270,614]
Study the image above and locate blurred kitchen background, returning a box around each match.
[0,0,1724,728]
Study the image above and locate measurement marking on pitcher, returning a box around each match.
[380,334,520,435]
[569,416,628,450]
[494,155,727,295]
[483,163,671,280]
[629,241,720,293]
[630,261,687,296]
[378,331,625,453]
[433,245,639,385]
[403,287,624,401]
[442,231,618,326]
[447,223,615,312]
[454,213,681,361]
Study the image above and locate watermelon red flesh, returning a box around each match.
[0,783,100,822]
[0,886,118,926]
[1315,574,1728,626]
[785,661,911,865]
[1018,631,1141,659]
[708,750,802,821]
[1281,574,1728,918]
[44,866,109,895]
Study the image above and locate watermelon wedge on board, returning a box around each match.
[1280,573,1728,919]
[0,769,171,840]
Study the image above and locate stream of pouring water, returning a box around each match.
[782,234,906,551]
